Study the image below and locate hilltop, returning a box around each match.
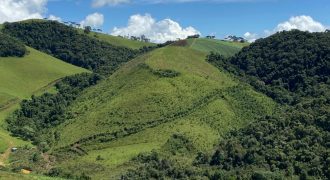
[186,38,248,56]
[2,20,139,76]
[83,31,156,49]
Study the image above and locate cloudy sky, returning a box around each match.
[0,0,329,43]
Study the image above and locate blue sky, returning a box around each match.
[1,0,329,42]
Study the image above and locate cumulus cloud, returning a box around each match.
[243,32,258,42]
[92,0,130,7]
[111,14,200,43]
[48,15,62,22]
[0,0,47,23]
[244,15,328,42]
[80,13,104,27]
[274,15,326,32]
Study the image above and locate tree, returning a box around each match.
[84,26,91,34]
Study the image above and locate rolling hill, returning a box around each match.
[47,45,275,178]
[0,46,88,165]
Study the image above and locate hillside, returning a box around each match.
[0,46,88,165]
[0,32,26,57]
[2,20,138,75]
[41,46,276,178]
[124,30,330,179]
[83,30,156,49]
[186,38,248,56]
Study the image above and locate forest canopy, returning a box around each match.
[0,32,26,57]
[2,21,138,75]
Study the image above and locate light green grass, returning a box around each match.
[0,47,88,103]
[0,170,65,180]
[53,46,275,179]
[0,46,88,161]
[187,38,248,56]
[77,29,156,49]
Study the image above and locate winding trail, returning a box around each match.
[0,140,13,166]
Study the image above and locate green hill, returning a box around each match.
[2,20,138,76]
[84,31,156,49]
[48,46,275,178]
[186,38,248,56]
[0,46,88,163]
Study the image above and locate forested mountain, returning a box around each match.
[1,20,140,76]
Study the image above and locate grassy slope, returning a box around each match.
[78,29,156,49]
[187,38,248,56]
[53,46,275,178]
[0,170,65,180]
[0,47,88,160]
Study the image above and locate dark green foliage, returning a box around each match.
[6,73,101,144]
[162,134,196,155]
[207,30,330,179]
[122,152,200,180]
[0,32,26,57]
[208,30,330,105]
[84,26,91,34]
[139,63,181,78]
[2,21,137,75]
[152,69,181,78]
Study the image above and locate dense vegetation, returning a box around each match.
[208,30,330,104]
[0,32,26,57]
[2,21,138,75]
[122,30,330,179]
[6,73,101,150]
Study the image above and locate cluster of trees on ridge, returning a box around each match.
[1,21,142,76]
[121,30,330,179]
[0,32,26,57]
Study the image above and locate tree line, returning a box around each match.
[0,32,26,57]
[6,73,101,151]
[2,21,141,76]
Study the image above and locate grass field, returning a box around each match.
[0,170,65,180]
[52,46,275,178]
[0,46,88,164]
[78,29,156,49]
[187,38,248,56]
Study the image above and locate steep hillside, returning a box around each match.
[47,46,275,178]
[0,47,88,108]
[2,20,138,75]
[186,38,248,56]
[0,46,88,164]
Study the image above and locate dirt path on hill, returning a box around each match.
[0,141,13,166]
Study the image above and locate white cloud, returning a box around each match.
[0,0,47,23]
[92,0,130,7]
[243,15,328,42]
[243,32,258,42]
[274,15,326,32]
[48,14,61,22]
[80,13,104,28]
[111,14,200,43]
